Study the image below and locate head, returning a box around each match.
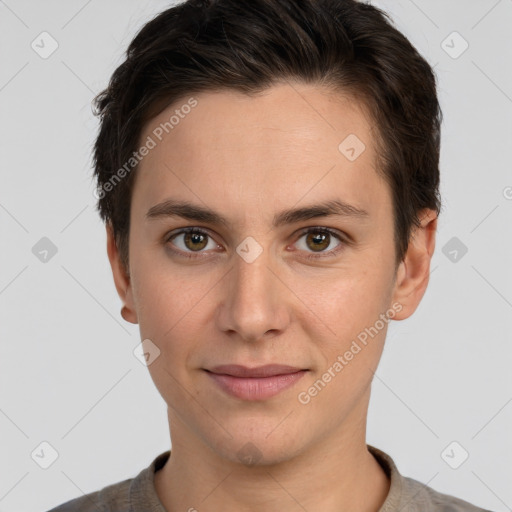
[95,0,441,465]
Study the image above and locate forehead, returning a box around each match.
[132,82,390,226]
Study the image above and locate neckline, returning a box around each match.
[131,445,403,511]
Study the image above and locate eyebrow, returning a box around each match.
[145,198,369,228]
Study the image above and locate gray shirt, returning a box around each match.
[46,445,493,511]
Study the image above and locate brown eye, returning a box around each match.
[167,228,218,257]
[305,231,331,252]
[183,231,208,251]
[295,227,346,260]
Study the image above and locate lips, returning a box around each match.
[206,364,306,378]
[204,364,308,400]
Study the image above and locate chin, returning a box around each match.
[205,425,308,468]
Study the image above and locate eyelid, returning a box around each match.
[165,226,217,242]
[164,226,221,249]
[295,225,346,240]
[164,225,349,259]
[292,226,347,259]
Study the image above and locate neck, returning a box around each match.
[154,413,390,512]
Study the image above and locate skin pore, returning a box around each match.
[106,81,437,512]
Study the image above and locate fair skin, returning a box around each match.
[107,81,437,512]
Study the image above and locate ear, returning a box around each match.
[391,209,438,321]
[106,222,138,324]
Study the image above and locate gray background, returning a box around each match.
[1,0,511,510]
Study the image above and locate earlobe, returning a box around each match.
[121,304,136,323]
[391,209,438,321]
[106,223,138,324]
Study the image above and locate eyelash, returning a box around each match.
[165,226,348,261]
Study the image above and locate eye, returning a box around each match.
[166,228,220,259]
[294,227,346,260]
[165,226,348,261]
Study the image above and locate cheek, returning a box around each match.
[131,260,220,372]
[295,263,394,396]
[134,270,208,402]
[295,274,391,418]
[131,244,211,325]
[296,263,392,335]
[136,278,203,345]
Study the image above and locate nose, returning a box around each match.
[216,243,290,343]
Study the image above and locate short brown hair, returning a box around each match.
[92,0,442,273]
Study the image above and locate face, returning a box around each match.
[108,82,436,465]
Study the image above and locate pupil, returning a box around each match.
[308,232,329,252]
[186,232,207,251]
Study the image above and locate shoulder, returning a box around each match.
[367,445,494,512]
[45,477,133,511]
[46,450,171,512]
[401,474,494,512]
